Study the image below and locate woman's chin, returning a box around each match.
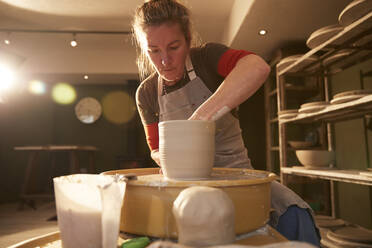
[162,76,178,85]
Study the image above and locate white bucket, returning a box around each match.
[53,174,125,248]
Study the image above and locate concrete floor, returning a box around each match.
[0,201,59,247]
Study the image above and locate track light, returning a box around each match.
[4,32,11,45]
[70,33,77,47]
[259,29,267,36]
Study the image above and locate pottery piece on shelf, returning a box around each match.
[333,89,372,98]
[277,54,319,73]
[338,0,372,26]
[298,101,328,113]
[295,150,335,168]
[278,109,298,119]
[323,49,353,67]
[306,24,344,49]
[327,225,372,246]
[300,101,329,109]
[315,215,346,228]
[330,89,372,104]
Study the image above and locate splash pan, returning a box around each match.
[102,168,276,238]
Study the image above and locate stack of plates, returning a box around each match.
[278,109,298,120]
[306,24,344,50]
[327,225,372,247]
[315,215,346,229]
[330,89,372,104]
[299,101,329,113]
[277,54,319,73]
[338,0,372,26]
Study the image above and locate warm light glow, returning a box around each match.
[29,80,46,95]
[4,39,10,45]
[102,91,136,124]
[0,64,15,91]
[52,83,76,104]
[84,75,89,80]
[70,40,77,47]
[259,29,267,36]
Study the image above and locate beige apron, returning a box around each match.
[157,56,312,225]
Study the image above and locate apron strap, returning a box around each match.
[185,55,197,81]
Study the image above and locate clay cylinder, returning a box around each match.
[159,120,215,180]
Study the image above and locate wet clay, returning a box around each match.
[173,186,235,246]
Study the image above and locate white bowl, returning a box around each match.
[296,150,335,167]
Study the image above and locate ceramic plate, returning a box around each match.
[306,24,344,49]
[338,0,372,26]
[330,94,368,104]
[277,54,319,73]
[315,217,346,228]
[333,89,372,98]
[300,101,329,108]
[323,49,352,66]
[298,105,326,113]
[327,225,372,245]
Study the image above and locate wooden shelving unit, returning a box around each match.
[276,11,372,218]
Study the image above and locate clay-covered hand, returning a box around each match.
[150,149,163,174]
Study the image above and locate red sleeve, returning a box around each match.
[217,49,255,77]
[144,122,159,151]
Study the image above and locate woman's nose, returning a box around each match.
[161,54,171,66]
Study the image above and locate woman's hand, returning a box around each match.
[189,54,270,121]
[151,149,163,174]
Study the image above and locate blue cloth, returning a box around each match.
[274,205,320,247]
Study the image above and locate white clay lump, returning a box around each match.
[172,186,236,247]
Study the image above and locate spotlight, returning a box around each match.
[4,32,11,45]
[259,29,267,36]
[70,33,78,47]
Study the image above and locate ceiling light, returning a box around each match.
[259,29,267,36]
[84,75,89,80]
[70,33,77,47]
[4,32,11,45]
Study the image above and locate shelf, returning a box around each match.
[280,95,372,124]
[278,12,372,76]
[281,167,372,186]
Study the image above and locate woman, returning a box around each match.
[133,0,320,246]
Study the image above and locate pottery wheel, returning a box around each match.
[130,169,272,187]
[104,168,276,238]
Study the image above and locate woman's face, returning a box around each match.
[143,22,190,86]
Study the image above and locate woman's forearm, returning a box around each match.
[189,54,270,121]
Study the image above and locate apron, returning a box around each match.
[157,55,313,226]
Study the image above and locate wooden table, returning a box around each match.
[14,145,98,209]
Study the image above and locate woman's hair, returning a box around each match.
[132,0,196,80]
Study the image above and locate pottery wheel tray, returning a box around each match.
[8,226,287,248]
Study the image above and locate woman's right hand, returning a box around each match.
[151,149,163,174]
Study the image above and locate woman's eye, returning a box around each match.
[170,46,179,50]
